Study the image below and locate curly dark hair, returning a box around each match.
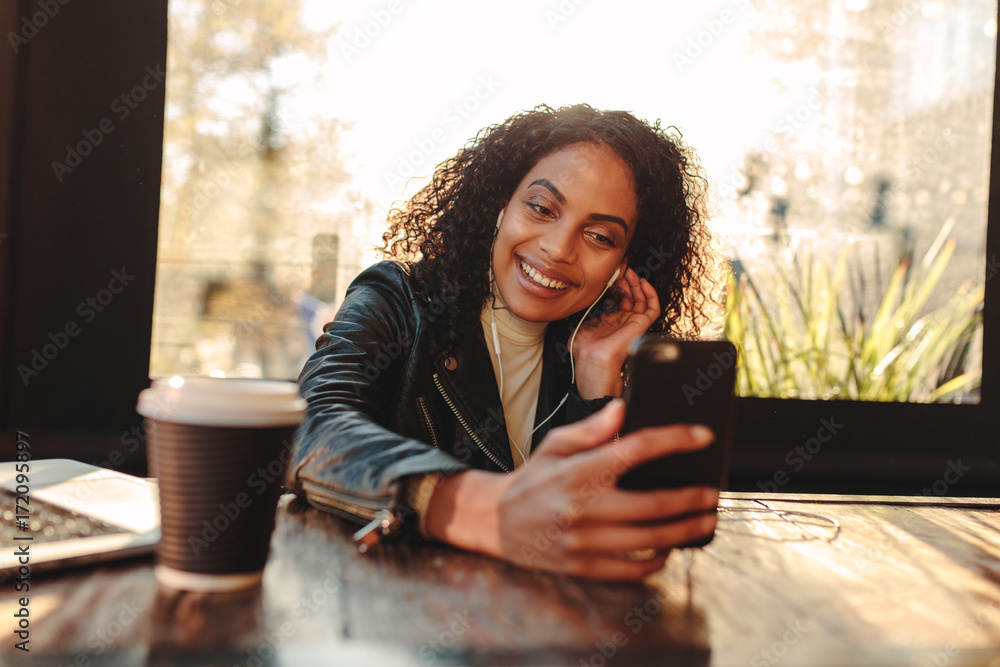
[381,103,723,350]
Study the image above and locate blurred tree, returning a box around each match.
[152,0,368,379]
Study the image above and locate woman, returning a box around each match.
[288,104,723,581]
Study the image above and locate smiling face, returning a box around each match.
[491,142,638,323]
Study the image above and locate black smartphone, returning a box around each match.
[616,335,738,546]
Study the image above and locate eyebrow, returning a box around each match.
[528,178,631,234]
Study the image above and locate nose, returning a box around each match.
[537,220,577,265]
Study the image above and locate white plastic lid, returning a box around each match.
[137,376,307,427]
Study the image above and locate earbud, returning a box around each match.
[496,208,504,228]
[607,267,621,287]
[490,319,501,356]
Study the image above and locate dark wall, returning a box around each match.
[0,1,167,470]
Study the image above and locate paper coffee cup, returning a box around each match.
[137,376,306,592]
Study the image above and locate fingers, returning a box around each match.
[639,274,660,318]
[576,423,715,481]
[513,492,718,580]
[623,267,647,315]
[532,399,626,459]
[585,485,719,524]
[615,270,634,312]
[613,268,658,329]
[565,513,718,554]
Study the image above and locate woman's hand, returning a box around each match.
[424,400,719,581]
[572,267,660,399]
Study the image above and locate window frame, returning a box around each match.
[729,28,1000,497]
[0,1,167,471]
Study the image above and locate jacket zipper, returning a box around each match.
[432,372,510,473]
[304,488,380,522]
[353,508,401,553]
[417,396,441,449]
[303,481,401,552]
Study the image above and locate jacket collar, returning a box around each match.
[430,315,573,472]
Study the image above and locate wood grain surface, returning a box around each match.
[2,493,1000,666]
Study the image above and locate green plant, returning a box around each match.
[724,225,983,403]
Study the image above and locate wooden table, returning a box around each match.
[4,493,1000,666]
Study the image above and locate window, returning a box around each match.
[3,0,997,494]
[156,0,993,406]
[722,1,993,405]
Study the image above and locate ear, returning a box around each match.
[614,262,628,282]
[607,265,623,288]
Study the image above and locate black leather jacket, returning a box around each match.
[286,261,606,538]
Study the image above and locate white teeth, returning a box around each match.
[520,261,569,290]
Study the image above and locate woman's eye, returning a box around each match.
[588,231,617,247]
[528,202,555,218]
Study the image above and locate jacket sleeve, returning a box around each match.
[286,263,470,529]
[565,392,613,424]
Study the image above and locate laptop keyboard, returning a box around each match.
[0,490,128,547]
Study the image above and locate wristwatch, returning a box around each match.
[409,472,444,539]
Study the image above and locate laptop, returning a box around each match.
[0,459,160,575]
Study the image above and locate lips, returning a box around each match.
[518,258,572,291]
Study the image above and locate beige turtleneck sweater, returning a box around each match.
[479,285,548,468]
